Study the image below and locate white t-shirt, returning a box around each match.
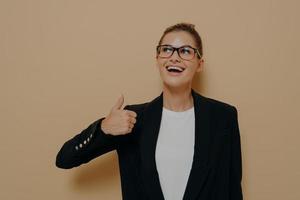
[155,106,195,200]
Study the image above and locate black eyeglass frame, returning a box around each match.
[156,44,202,60]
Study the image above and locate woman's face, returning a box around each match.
[156,31,204,90]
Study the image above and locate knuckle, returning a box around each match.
[123,127,129,134]
[125,123,131,129]
[123,114,129,121]
[122,112,128,118]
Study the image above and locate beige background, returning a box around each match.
[0,0,299,199]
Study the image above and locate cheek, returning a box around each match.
[156,59,167,69]
[187,61,198,71]
[183,63,198,75]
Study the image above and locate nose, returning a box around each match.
[169,49,181,63]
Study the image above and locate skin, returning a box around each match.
[156,31,204,112]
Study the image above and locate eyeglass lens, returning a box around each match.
[158,46,195,60]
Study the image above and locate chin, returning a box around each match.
[162,79,189,89]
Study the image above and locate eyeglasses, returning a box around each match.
[156,45,202,61]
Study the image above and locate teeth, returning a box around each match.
[166,66,184,72]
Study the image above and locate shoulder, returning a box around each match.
[205,96,237,113]
[123,102,149,123]
[124,102,149,113]
[200,95,238,126]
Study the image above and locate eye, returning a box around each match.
[180,47,192,55]
[161,46,173,53]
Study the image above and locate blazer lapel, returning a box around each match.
[182,89,212,200]
[139,91,165,200]
[139,89,212,200]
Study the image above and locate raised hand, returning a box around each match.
[100,94,137,135]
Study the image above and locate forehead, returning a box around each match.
[161,31,196,47]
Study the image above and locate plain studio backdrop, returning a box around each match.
[0,0,299,199]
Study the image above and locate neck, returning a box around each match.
[162,85,194,112]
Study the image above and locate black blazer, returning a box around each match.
[56,89,243,200]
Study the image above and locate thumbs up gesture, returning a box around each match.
[100,94,137,135]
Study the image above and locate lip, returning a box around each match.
[165,65,185,76]
[165,65,186,71]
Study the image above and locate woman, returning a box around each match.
[56,23,243,200]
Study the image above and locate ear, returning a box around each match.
[196,57,204,72]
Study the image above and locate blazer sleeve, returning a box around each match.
[229,106,243,200]
[55,105,135,169]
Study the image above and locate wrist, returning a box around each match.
[100,118,109,135]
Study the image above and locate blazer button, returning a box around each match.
[75,146,79,150]
[79,143,83,148]
[84,140,87,144]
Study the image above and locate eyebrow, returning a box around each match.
[160,44,195,48]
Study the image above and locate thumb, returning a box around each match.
[112,94,124,111]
